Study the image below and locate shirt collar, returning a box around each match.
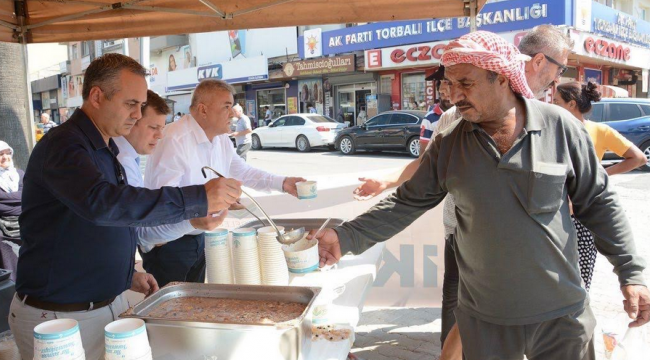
[462,96,545,133]
[113,136,139,159]
[71,109,120,155]
[186,114,212,145]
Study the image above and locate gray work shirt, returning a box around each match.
[335,97,645,326]
[235,115,252,146]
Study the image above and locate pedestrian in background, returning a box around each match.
[0,140,23,282]
[40,113,57,133]
[231,103,253,161]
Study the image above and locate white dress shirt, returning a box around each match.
[143,115,285,248]
[114,136,195,253]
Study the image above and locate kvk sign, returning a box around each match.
[197,64,223,80]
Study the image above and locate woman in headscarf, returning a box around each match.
[0,141,23,281]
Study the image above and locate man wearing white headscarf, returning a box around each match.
[313,31,648,359]
[0,141,24,281]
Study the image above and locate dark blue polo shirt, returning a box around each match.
[17,109,208,304]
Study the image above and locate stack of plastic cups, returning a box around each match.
[205,228,233,284]
[104,318,151,360]
[231,228,262,285]
[257,226,290,286]
[33,319,85,360]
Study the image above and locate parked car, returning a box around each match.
[251,114,345,152]
[335,110,426,158]
[587,98,650,171]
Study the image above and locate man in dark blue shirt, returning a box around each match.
[8,53,243,360]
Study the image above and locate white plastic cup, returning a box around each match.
[104,319,150,360]
[311,284,346,324]
[33,319,84,360]
[282,235,319,273]
[231,228,258,250]
[296,181,317,200]
[205,229,233,284]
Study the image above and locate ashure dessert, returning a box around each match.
[147,297,306,324]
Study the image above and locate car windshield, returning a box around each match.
[306,115,336,123]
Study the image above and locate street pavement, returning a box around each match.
[250,149,650,360]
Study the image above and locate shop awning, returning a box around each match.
[599,85,629,98]
[0,0,487,44]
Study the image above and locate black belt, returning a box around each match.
[17,293,116,312]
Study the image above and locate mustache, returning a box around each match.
[454,101,473,108]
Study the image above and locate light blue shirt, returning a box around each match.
[114,136,195,253]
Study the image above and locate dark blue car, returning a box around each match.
[587,98,650,171]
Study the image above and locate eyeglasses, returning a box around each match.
[542,54,568,77]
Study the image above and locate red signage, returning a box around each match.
[390,44,446,64]
[583,37,631,62]
[366,49,382,68]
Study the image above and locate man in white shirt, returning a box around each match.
[142,79,306,286]
[230,104,253,161]
[114,90,227,257]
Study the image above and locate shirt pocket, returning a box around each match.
[527,163,567,214]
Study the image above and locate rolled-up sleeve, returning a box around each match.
[568,123,645,287]
[228,144,285,192]
[336,139,447,255]
[42,140,207,227]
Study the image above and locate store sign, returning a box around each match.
[570,30,650,70]
[303,28,322,59]
[365,41,448,70]
[298,0,565,57]
[591,2,650,48]
[583,36,630,61]
[167,56,268,92]
[282,55,355,78]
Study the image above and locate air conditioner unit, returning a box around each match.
[103,39,124,48]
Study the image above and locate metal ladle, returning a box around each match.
[201,166,287,243]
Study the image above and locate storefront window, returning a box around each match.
[257,88,286,124]
[380,75,393,94]
[401,73,426,110]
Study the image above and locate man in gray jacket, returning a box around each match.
[314,31,649,359]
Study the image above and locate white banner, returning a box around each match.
[364,41,448,70]
[304,28,323,59]
[167,56,269,92]
[574,0,592,32]
[363,30,529,71]
[569,30,650,70]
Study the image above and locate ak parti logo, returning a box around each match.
[306,34,319,55]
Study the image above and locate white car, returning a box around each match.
[251,114,345,152]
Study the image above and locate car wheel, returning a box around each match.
[407,137,420,158]
[640,141,650,172]
[296,135,311,152]
[251,134,262,150]
[338,136,356,155]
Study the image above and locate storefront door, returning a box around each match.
[257,88,287,125]
[335,83,376,126]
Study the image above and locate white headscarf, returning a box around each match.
[0,141,19,193]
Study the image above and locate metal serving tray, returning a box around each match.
[238,218,345,233]
[121,282,321,360]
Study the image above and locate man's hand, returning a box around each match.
[190,210,228,231]
[204,178,242,214]
[131,272,159,298]
[621,285,650,327]
[353,177,388,201]
[283,177,307,197]
[307,228,342,267]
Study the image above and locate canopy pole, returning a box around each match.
[469,0,478,33]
